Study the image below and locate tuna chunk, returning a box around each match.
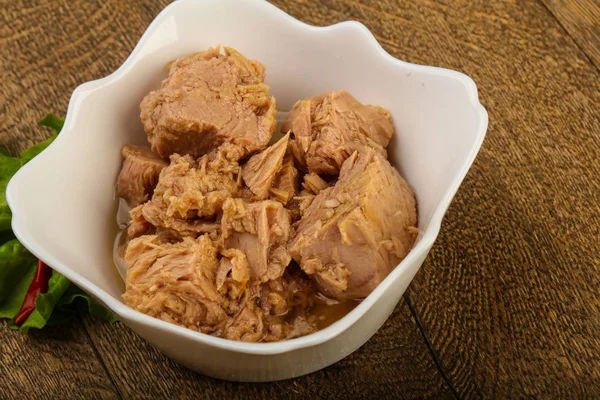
[221,198,292,282]
[116,145,167,206]
[281,91,394,175]
[123,234,266,339]
[242,134,289,199]
[288,149,418,299]
[140,47,277,159]
[259,265,317,316]
[286,173,330,223]
[218,259,320,341]
[152,153,239,219]
[222,303,264,342]
[258,265,319,341]
[126,204,214,244]
[302,172,330,195]
[216,248,250,290]
[141,201,220,238]
[127,205,155,239]
[123,234,228,333]
[270,156,300,205]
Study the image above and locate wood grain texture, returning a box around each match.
[540,0,600,69]
[0,320,119,399]
[1,0,599,398]
[81,300,454,400]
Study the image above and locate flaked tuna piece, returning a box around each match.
[222,302,264,342]
[302,172,330,195]
[217,255,317,342]
[270,156,300,205]
[128,151,233,239]
[285,173,329,222]
[216,248,251,290]
[116,145,167,207]
[258,265,319,341]
[140,46,276,159]
[141,200,219,238]
[288,149,418,299]
[152,153,239,219]
[242,134,289,199]
[281,91,394,175]
[287,188,320,224]
[285,172,329,222]
[137,153,237,237]
[124,234,266,340]
[123,231,319,342]
[214,248,254,324]
[259,264,317,315]
[123,234,227,333]
[221,198,292,282]
[127,205,155,239]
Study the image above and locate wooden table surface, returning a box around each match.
[1,0,599,398]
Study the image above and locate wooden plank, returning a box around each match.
[81,299,454,399]
[0,320,120,399]
[540,0,600,69]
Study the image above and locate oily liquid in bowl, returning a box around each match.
[112,198,359,339]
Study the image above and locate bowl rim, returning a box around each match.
[7,0,488,355]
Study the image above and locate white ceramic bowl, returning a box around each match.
[7,0,487,382]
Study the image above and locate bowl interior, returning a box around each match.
[8,0,485,316]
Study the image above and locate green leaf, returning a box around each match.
[0,240,37,317]
[12,269,72,333]
[0,230,16,245]
[20,114,63,164]
[38,113,65,133]
[0,153,23,231]
[54,284,119,324]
